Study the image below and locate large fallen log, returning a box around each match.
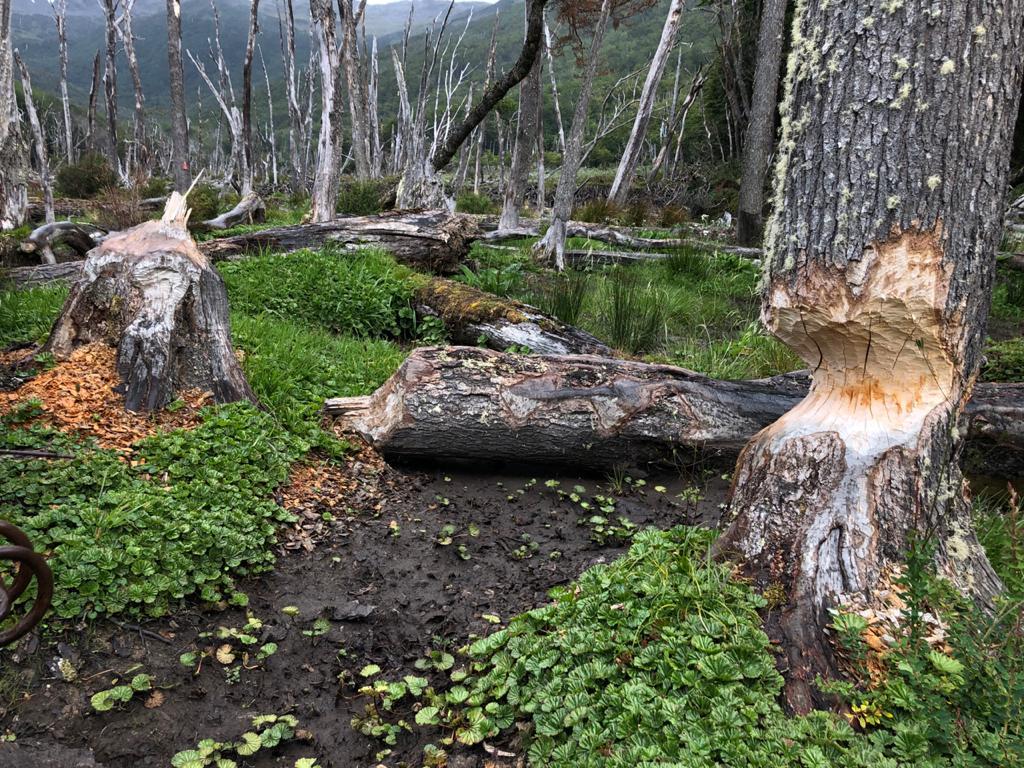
[200,210,478,273]
[197,192,267,231]
[415,278,612,355]
[4,211,482,287]
[326,347,1024,476]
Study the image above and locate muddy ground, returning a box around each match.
[0,446,729,768]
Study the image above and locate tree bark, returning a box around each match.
[735,0,787,246]
[325,347,1024,477]
[118,0,147,176]
[278,0,303,190]
[309,0,345,221]
[45,194,256,412]
[717,0,1024,713]
[499,6,544,230]
[534,0,612,270]
[100,0,120,176]
[339,0,372,179]
[52,0,74,164]
[0,0,27,231]
[86,51,100,154]
[242,0,260,184]
[607,0,685,206]
[13,52,53,227]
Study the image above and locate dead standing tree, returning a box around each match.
[100,0,121,177]
[117,0,148,177]
[717,0,1024,712]
[51,0,74,164]
[0,0,27,230]
[309,0,344,221]
[735,0,788,246]
[13,52,54,228]
[607,0,685,206]
[166,0,190,190]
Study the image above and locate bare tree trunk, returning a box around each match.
[309,0,344,221]
[118,0,147,177]
[499,6,544,230]
[86,51,100,154]
[101,0,120,176]
[473,10,501,194]
[339,0,372,179]
[735,0,787,246]
[242,0,260,185]
[13,52,53,228]
[258,43,277,187]
[717,0,1024,714]
[543,18,565,155]
[52,0,74,164]
[431,0,550,173]
[277,0,302,189]
[533,0,612,270]
[607,0,685,206]
[0,0,27,230]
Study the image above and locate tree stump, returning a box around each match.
[45,193,256,412]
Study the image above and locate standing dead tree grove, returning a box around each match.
[718,0,1024,713]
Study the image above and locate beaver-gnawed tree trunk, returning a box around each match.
[716,1,1024,713]
[45,194,256,412]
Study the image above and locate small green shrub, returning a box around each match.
[218,247,416,339]
[455,192,498,215]
[456,263,524,297]
[983,337,1024,382]
[336,177,392,216]
[621,199,649,227]
[529,270,593,326]
[188,183,224,222]
[573,198,621,224]
[0,402,307,620]
[55,153,117,198]
[93,186,149,231]
[139,176,169,199]
[598,267,666,353]
[0,284,67,347]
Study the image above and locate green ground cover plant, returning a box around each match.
[0,402,306,620]
[358,518,1024,768]
[0,283,67,347]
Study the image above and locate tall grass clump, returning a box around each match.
[336,177,394,216]
[0,284,68,346]
[218,247,417,338]
[529,269,593,326]
[598,266,667,353]
[665,243,716,281]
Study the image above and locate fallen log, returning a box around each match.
[197,192,267,231]
[326,347,1024,476]
[415,278,612,355]
[200,210,479,273]
[4,211,482,287]
[19,222,106,265]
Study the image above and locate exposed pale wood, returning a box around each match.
[13,52,54,229]
[198,192,266,231]
[44,196,255,412]
[325,347,1024,476]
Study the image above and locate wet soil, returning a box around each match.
[0,453,729,768]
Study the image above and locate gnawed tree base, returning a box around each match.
[415,279,613,355]
[325,346,1024,474]
[44,194,256,412]
[201,210,478,273]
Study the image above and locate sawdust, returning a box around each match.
[0,343,210,451]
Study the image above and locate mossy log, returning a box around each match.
[326,347,1024,475]
[414,278,612,355]
[44,194,256,412]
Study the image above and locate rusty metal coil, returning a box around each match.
[0,521,53,646]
